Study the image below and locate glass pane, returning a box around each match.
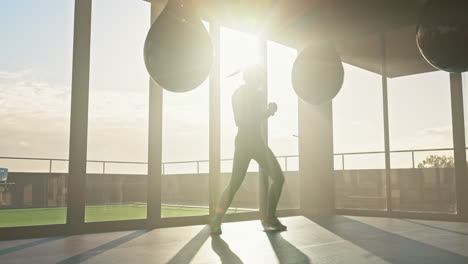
[160,21,210,218]
[219,27,260,213]
[162,80,210,218]
[267,41,299,209]
[333,63,386,210]
[86,0,150,222]
[389,71,456,213]
[0,0,74,227]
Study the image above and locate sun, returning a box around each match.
[220,26,262,80]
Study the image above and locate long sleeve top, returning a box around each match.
[232,85,269,141]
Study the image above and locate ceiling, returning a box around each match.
[336,25,437,78]
[150,0,436,77]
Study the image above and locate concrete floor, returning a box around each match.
[1,215,468,263]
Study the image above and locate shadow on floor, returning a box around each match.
[266,232,311,264]
[167,226,211,264]
[211,235,243,264]
[0,236,64,256]
[57,230,149,264]
[311,215,468,264]
[402,219,468,236]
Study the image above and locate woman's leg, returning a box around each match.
[254,145,285,221]
[212,145,251,225]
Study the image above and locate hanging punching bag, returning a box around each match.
[144,0,214,92]
[416,1,468,73]
[291,42,344,105]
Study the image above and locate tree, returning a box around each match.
[417,155,454,168]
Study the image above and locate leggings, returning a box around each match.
[214,134,285,222]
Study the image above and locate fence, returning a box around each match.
[0,148,461,212]
[0,147,461,175]
[0,156,299,175]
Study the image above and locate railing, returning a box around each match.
[334,147,457,170]
[161,155,299,175]
[0,157,147,175]
[0,147,460,175]
[0,155,298,175]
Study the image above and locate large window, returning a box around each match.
[333,63,386,210]
[0,1,74,227]
[3,2,465,235]
[389,71,455,213]
[267,41,299,209]
[85,0,150,222]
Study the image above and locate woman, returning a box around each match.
[211,65,287,235]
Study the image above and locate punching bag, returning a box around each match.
[144,0,214,92]
[292,42,344,105]
[416,1,468,73]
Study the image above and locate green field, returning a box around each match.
[0,204,222,228]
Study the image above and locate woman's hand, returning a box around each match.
[268,102,278,116]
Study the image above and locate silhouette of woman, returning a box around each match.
[211,65,286,235]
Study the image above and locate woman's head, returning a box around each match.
[242,64,265,86]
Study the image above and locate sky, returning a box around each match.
[0,0,463,173]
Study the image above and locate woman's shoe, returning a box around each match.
[210,222,222,235]
[261,217,287,232]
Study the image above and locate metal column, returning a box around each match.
[147,2,165,228]
[380,33,392,213]
[67,0,92,228]
[258,39,269,219]
[209,22,221,217]
[450,73,467,220]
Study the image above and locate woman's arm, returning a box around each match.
[260,102,278,119]
[232,89,246,127]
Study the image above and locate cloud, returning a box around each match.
[0,69,149,121]
[0,71,24,80]
[0,70,70,116]
[420,126,453,137]
[0,69,149,160]
[394,126,455,150]
[19,141,31,148]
